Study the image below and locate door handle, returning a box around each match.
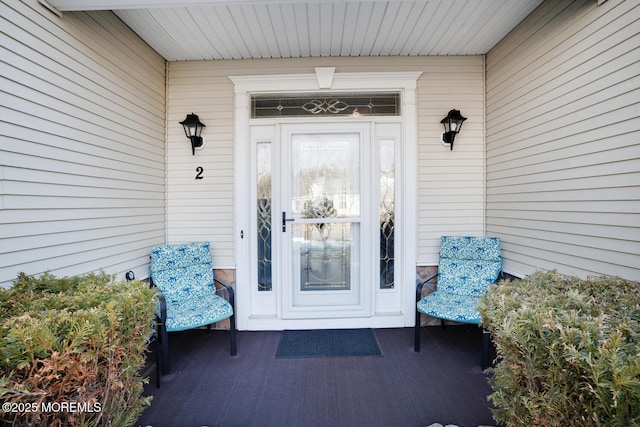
[282,212,295,232]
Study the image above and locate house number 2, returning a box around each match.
[195,167,204,180]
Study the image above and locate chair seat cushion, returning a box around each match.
[417,291,481,324]
[163,292,233,332]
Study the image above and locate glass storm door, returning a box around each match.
[281,125,370,319]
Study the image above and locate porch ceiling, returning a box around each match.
[47,0,543,61]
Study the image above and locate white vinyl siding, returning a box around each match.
[166,56,486,269]
[0,0,166,287]
[417,56,486,264]
[486,0,640,280]
[166,61,235,267]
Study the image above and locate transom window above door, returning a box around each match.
[251,92,400,118]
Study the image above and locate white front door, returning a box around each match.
[280,124,371,319]
[231,71,421,331]
[245,120,407,330]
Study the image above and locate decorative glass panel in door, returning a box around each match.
[283,131,364,316]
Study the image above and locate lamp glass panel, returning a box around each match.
[194,124,203,137]
[185,124,197,137]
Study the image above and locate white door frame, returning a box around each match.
[231,69,421,331]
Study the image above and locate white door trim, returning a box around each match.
[231,70,421,331]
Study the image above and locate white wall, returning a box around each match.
[486,0,640,280]
[166,56,486,268]
[417,56,486,262]
[0,0,167,287]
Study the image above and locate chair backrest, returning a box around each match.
[150,242,215,301]
[437,236,502,296]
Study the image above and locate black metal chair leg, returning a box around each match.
[414,309,421,352]
[229,314,237,356]
[160,324,170,375]
[155,335,161,387]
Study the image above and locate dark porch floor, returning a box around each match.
[136,326,496,427]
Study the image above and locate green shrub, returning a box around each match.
[0,272,157,427]
[479,270,640,427]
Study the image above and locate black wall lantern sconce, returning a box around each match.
[180,113,206,155]
[440,109,467,150]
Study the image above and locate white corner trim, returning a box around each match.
[39,0,63,17]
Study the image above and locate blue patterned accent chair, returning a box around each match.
[150,242,236,377]
[415,236,502,367]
